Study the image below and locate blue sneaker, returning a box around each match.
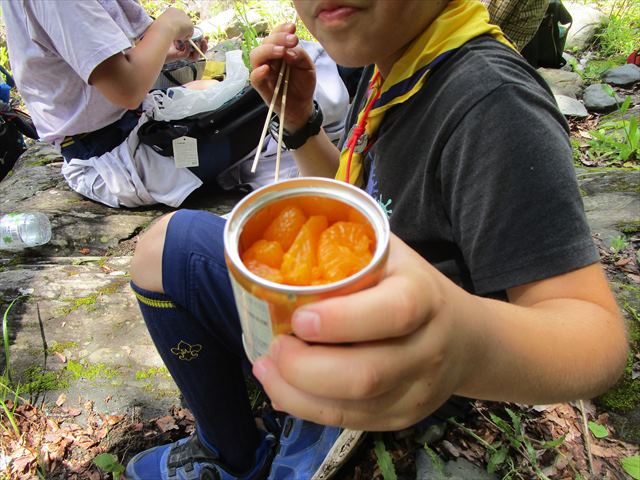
[267,416,364,480]
[125,430,276,480]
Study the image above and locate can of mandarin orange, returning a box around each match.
[224,177,390,362]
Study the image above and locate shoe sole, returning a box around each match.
[310,429,366,480]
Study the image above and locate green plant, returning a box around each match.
[0,378,21,437]
[93,453,126,479]
[594,0,640,57]
[588,95,639,166]
[622,455,640,479]
[0,46,10,74]
[580,57,626,83]
[140,0,200,23]
[587,421,609,438]
[450,407,565,480]
[373,433,398,480]
[423,444,446,479]
[2,295,24,381]
[234,2,260,69]
[610,234,629,254]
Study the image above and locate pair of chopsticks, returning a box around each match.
[251,14,298,182]
[250,61,290,181]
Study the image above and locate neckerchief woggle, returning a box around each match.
[335,0,516,187]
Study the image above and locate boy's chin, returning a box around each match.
[322,46,373,70]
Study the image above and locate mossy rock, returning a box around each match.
[596,284,640,443]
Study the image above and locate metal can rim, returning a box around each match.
[224,177,390,294]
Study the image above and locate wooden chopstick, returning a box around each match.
[252,12,298,178]
[188,38,206,59]
[250,58,287,173]
[275,65,291,182]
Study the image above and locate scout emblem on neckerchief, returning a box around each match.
[335,0,516,187]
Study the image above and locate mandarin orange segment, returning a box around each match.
[241,239,284,269]
[347,209,376,241]
[295,196,348,224]
[263,205,307,251]
[280,215,328,286]
[244,259,284,284]
[318,222,374,283]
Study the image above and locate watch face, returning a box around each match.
[347,125,369,154]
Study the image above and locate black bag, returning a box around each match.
[151,59,207,90]
[521,0,573,69]
[0,65,38,181]
[138,85,267,165]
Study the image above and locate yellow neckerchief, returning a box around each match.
[335,0,515,186]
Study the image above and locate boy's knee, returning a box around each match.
[130,212,176,293]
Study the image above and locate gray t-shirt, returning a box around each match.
[345,37,598,297]
[2,0,152,144]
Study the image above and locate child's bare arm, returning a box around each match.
[88,8,194,109]
[252,235,627,431]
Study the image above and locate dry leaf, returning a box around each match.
[155,415,178,433]
[55,393,67,407]
[626,273,640,283]
[53,351,67,363]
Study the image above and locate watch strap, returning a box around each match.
[269,100,323,150]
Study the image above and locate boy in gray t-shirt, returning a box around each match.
[123,1,628,480]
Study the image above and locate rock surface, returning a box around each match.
[554,94,589,118]
[583,83,625,113]
[538,68,584,99]
[0,143,242,420]
[602,63,640,88]
[563,2,608,51]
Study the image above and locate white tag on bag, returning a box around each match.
[173,136,199,168]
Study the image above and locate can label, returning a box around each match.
[230,275,273,362]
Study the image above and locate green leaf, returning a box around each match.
[601,84,616,98]
[424,444,446,479]
[619,96,632,113]
[487,446,508,474]
[489,413,512,434]
[588,421,609,438]
[93,453,125,475]
[542,434,566,449]
[505,408,522,434]
[373,434,398,480]
[622,455,640,480]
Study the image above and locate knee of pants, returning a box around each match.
[130,212,176,292]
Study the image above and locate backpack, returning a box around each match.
[521,0,573,69]
[0,65,38,181]
[137,84,267,163]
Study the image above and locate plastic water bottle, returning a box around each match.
[0,212,52,250]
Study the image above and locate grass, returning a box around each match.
[449,407,566,480]
[570,0,640,56]
[593,0,640,57]
[1,295,26,437]
[586,95,639,168]
[373,433,398,480]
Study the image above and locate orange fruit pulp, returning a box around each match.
[239,196,376,286]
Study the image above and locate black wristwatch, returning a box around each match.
[269,100,323,150]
